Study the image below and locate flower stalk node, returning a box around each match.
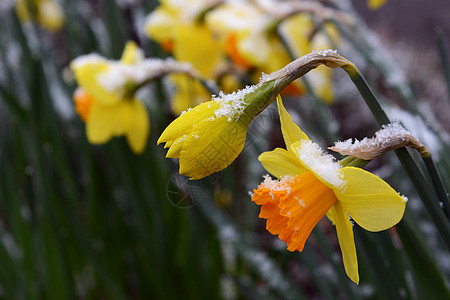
[329,123,430,160]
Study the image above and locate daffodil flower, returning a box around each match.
[205,1,290,74]
[15,0,65,32]
[158,80,278,180]
[251,96,407,284]
[205,1,338,102]
[144,0,227,112]
[71,42,150,154]
[158,50,352,179]
[279,14,339,103]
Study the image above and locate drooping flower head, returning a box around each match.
[71,42,158,154]
[158,50,354,179]
[158,78,279,180]
[71,41,198,154]
[251,96,407,284]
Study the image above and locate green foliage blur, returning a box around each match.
[0,0,449,299]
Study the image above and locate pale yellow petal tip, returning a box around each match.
[129,143,146,155]
[349,271,360,285]
[121,41,144,65]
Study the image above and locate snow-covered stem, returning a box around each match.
[329,123,429,160]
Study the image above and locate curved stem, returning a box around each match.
[341,65,450,249]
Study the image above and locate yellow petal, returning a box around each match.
[15,1,31,23]
[335,167,406,232]
[239,32,290,72]
[37,0,65,32]
[258,148,308,179]
[305,65,334,104]
[71,59,120,105]
[325,209,335,225]
[331,201,359,284]
[86,102,126,144]
[166,135,186,158]
[179,117,249,179]
[157,101,219,144]
[277,96,309,150]
[164,140,173,148]
[144,7,177,42]
[278,14,313,57]
[173,23,225,78]
[169,74,211,115]
[125,99,150,154]
[120,41,144,65]
[367,0,388,10]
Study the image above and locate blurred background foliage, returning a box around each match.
[0,0,449,299]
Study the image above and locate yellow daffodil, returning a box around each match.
[279,14,339,103]
[144,0,227,112]
[251,96,407,284]
[14,0,65,32]
[158,80,278,179]
[205,1,291,74]
[206,1,338,102]
[71,42,150,154]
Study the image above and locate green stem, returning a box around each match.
[422,155,450,219]
[341,65,390,125]
[341,65,450,250]
[339,156,370,168]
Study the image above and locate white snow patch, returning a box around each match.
[71,53,106,69]
[387,107,443,155]
[213,85,257,121]
[399,194,408,203]
[258,174,296,195]
[97,58,191,93]
[293,140,346,190]
[332,122,410,153]
[180,107,192,116]
[312,49,338,57]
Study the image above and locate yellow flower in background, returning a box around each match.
[205,1,338,103]
[158,80,278,180]
[251,96,407,284]
[15,0,65,32]
[71,42,150,154]
[144,0,226,112]
[205,1,291,74]
[144,0,226,78]
[168,74,212,116]
[367,0,389,10]
[279,15,339,103]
